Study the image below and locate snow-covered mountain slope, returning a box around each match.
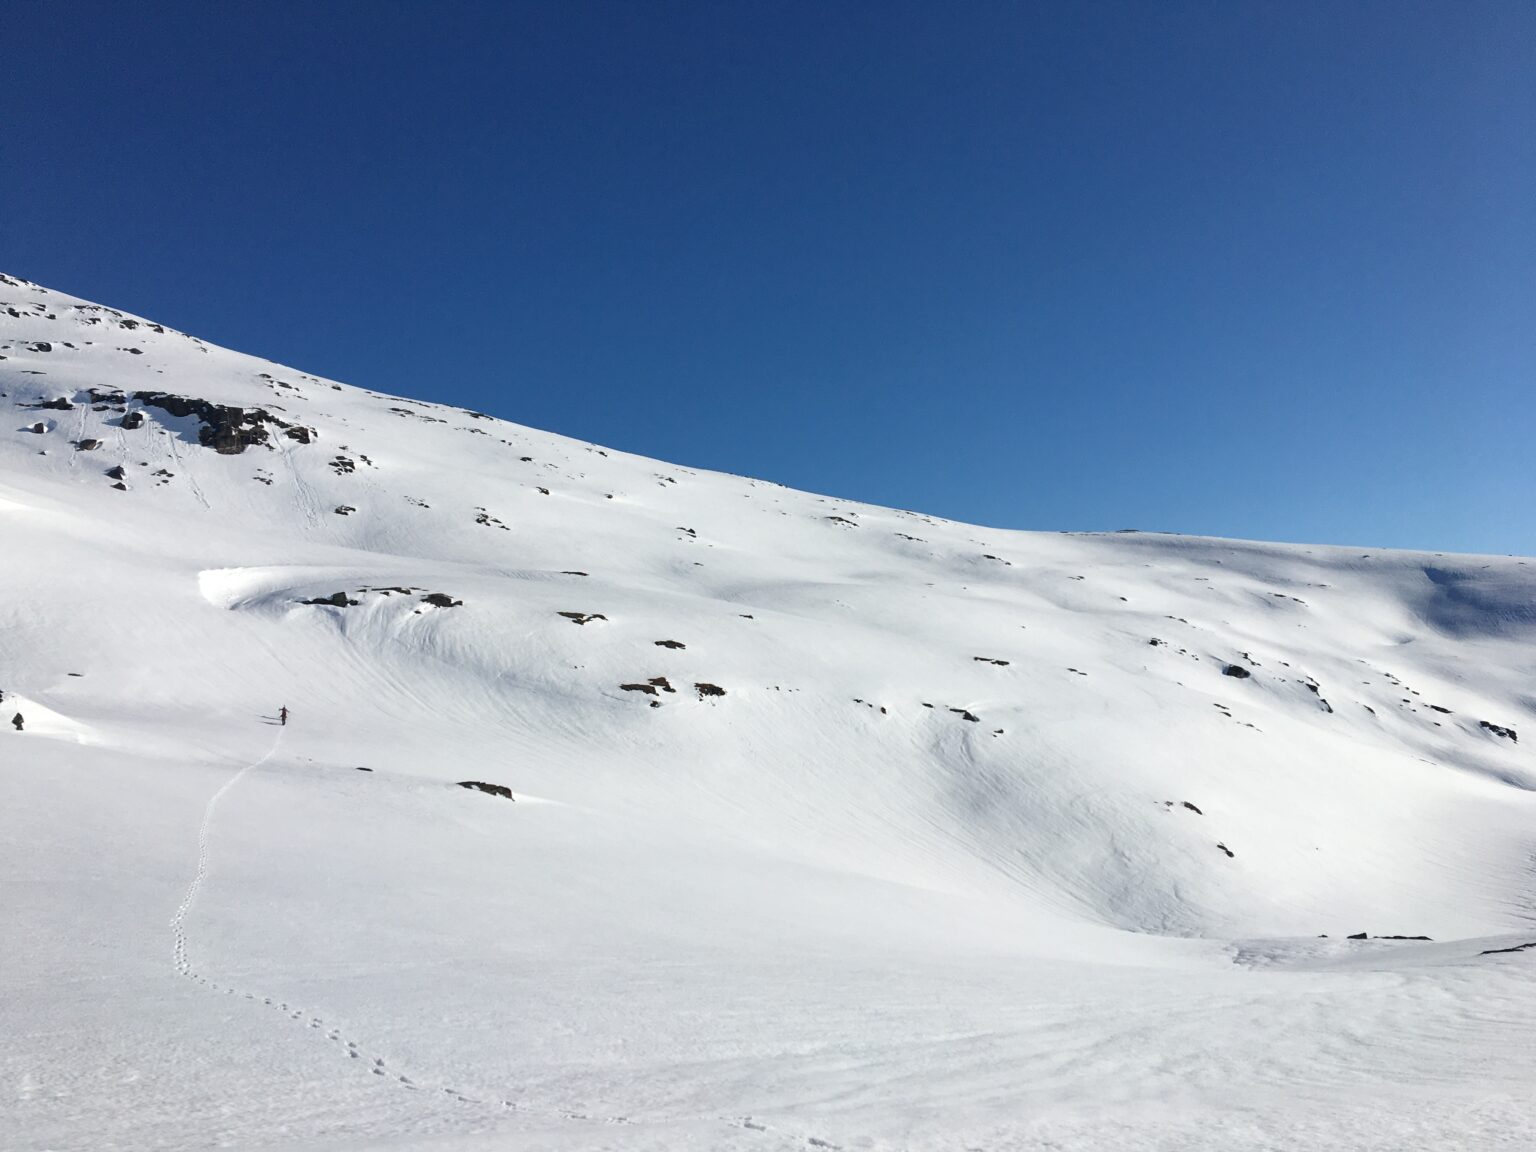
[2,271,1534,1151]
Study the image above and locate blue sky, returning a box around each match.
[7,1,1533,552]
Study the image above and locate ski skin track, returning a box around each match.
[163,725,717,1138]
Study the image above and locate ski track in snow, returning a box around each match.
[165,725,660,1136]
[165,429,210,510]
[279,435,323,530]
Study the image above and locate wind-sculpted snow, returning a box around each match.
[3,271,1535,1150]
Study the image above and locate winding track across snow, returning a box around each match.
[164,726,667,1137]
[169,728,285,980]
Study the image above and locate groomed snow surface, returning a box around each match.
[2,272,1533,1151]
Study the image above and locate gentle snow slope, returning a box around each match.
[2,272,1534,1151]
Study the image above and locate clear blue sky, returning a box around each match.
[7,1,1533,553]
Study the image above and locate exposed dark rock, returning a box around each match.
[1216,843,1235,858]
[1377,935,1432,941]
[1222,665,1251,679]
[648,677,676,693]
[26,422,45,434]
[421,592,462,608]
[949,708,980,722]
[654,640,686,650]
[24,396,72,410]
[825,516,856,526]
[133,391,297,455]
[355,766,373,772]
[334,505,355,516]
[557,611,607,625]
[1479,941,1536,956]
[105,466,127,480]
[284,425,314,444]
[1480,720,1518,743]
[1427,704,1452,714]
[1182,801,1203,815]
[302,591,359,607]
[457,780,514,800]
[695,682,726,698]
[111,481,127,491]
[26,341,52,352]
[1348,932,1368,940]
[621,681,660,695]
[973,657,1010,666]
[120,410,146,430]
[11,713,23,731]
[562,571,589,576]
[74,439,100,451]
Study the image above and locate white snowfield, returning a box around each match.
[1,272,1533,1152]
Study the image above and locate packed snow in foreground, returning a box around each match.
[2,272,1533,1151]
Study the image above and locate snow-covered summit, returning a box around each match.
[3,272,1534,1151]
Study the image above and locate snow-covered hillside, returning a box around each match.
[3,271,1533,1151]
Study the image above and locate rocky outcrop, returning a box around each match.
[457,780,513,800]
[1480,720,1518,743]
[132,391,302,455]
[302,592,359,607]
[622,677,677,696]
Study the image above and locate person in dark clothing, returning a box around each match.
[279,706,289,726]
[11,713,22,731]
